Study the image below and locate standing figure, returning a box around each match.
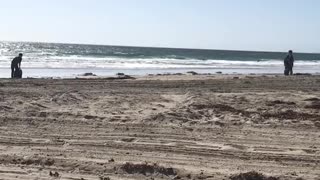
[284,50,294,76]
[11,53,23,78]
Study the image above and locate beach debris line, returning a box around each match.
[266,100,296,106]
[186,71,198,75]
[80,72,97,76]
[230,171,279,180]
[294,73,312,76]
[115,73,135,79]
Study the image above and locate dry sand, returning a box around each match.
[0,74,319,180]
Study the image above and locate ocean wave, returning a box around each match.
[0,55,320,69]
[1,41,320,69]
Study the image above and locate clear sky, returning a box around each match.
[0,0,319,52]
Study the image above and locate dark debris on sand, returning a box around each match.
[99,176,111,180]
[304,98,320,109]
[1,156,55,166]
[304,98,320,102]
[262,110,320,120]
[187,71,199,75]
[120,162,177,176]
[266,100,296,106]
[49,171,60,178]
[230,171,279,180]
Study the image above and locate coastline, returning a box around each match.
[0,67,319,79]
[0,75,319,179]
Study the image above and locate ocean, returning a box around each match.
[1,41,320,78]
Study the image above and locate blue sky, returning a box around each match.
[0,0,319,52]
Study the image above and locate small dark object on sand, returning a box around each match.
[187,71,198,75]
[122,75,135,79]
[305,101,320,109]
[84,115,96,120]
[216,71,222,74]
[117,73,125,76]
[49,171,60,177]
[314,121,320,128]
[304,97,320,109]
[103,75,135,80]
[116,73,135,79]
[230,171,279,180]
[99,176,111,180]
[82,73,96,76]
[44,158,55,166]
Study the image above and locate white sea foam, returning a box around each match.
[1,55,320,69]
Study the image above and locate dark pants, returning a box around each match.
[284,66,293,76]
[11,64,19,78]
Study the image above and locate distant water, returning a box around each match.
[0,41,320,78]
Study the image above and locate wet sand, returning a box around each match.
[0,75,319,180]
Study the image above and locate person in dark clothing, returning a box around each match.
[11,53,23,78]
[284,50,294,76]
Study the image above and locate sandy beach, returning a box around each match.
[0,74,319,180]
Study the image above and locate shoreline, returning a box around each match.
[0,67,319,79]
[0,72,318,81]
